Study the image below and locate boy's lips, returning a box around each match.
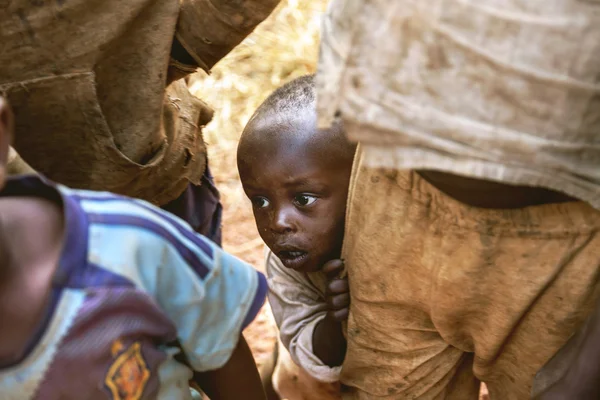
[276,248,309,270]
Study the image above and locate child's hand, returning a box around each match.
[322,259,350,322]
[313,259,349,367]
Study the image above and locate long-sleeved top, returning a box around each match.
[266,250,342,383]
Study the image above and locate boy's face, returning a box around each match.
[239,115,351,273]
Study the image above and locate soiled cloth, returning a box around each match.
[266,250,342,399]
[0,0,278,205]
[316,0,600,209]
[7,145,223,245]
[162,164,222,245]
[338,148,600,399]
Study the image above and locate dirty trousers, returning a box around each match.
[340,158,600,399]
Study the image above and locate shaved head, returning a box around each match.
[238,75,355,168]
[253,74,315,119]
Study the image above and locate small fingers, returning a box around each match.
[327,293,350,310]
[328,308,349,322]
[322,259,345,279]
[327,278,349,294]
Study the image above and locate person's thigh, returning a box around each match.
[468,206,600,399]
[340,154,480,399]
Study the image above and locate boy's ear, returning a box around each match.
[0,97,14,183]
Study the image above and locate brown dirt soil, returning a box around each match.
[190,0,489,398]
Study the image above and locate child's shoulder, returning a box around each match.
[63,184,212,245]
[58,184,218,284]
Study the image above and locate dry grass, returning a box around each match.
[188,0,329,370]
[190,0,326,183]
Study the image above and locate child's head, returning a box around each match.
[238,75,356,273]
[0,97,13,189]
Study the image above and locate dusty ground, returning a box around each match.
[189,1,488,398]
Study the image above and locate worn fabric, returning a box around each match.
[266,250,342,398]
[0,0,278,205]
[338,149,600,399]
[266,249,342,382]
[161,164,222,246]
[316,0,600,210]
[0,175,267,399]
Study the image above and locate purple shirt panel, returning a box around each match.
[35,288,178,400]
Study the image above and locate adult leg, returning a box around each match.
[340,151,480,399]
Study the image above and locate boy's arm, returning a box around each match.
[312,259,349,367]
[266,251,342,383]
[313,315,347,367]
[168,0,280,83]
[194,334,265,400]
[126,206,267,395]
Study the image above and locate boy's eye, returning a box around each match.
[293,194,317,207]
[252,197,270,209]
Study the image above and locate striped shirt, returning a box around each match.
[0,176,267,400]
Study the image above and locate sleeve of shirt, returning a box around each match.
[266,250,341,383]
[175,0,280,72]
[72,193,266,372]
[151,217,268,372]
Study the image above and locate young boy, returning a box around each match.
[0,96,267,400]
[237,75,356,399]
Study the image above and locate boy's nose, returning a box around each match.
[271,208,296,234]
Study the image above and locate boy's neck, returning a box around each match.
[0,196,64,364]
[0,197,64,272]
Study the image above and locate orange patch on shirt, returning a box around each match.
[105,342,150,400]
[111,339,125,357]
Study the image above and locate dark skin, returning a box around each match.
[0,98,65,366]
[194,335,267,400]
[238,110,354,367]
[0,97,266,400]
